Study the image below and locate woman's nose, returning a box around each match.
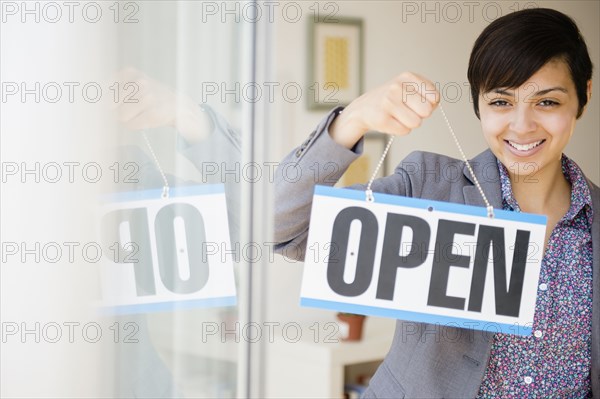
[509,105,537,135]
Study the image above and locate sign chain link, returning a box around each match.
[142,130,170,198]
[364,103,495,218]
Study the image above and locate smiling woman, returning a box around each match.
[478,59,583,238]
[274,7,599,399]
[484,74,574,152]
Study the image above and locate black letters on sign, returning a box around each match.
[468,227,530,317]
[427,219,475,310]
[327,207,378,297]
[101,208,156,296]
[155,203,210,294]
[376,213,431,300]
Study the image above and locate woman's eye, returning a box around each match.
[489,99,510,107]
[538,99,559,107]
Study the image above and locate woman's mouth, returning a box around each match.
[505,139,546,154]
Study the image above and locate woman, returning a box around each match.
[274,8,598,398]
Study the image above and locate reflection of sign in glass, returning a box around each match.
[301,185,547,336]
[98,185,236,314]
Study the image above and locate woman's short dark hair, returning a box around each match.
[468,8,593,119]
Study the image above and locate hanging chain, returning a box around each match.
[142,131,170,198]
[363,103,495,218]
[365,135,395,202]
[438,103,494,218]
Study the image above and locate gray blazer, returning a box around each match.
[274,108,600,398]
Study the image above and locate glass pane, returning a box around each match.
[1,1,248,397]
[108,3,246,397]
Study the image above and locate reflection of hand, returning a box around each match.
[329,72,440,149]
[114,67,211,143]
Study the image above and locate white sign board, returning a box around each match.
[98,185,236,314]
[301,185,547,336]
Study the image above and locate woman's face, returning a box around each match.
[478,59,581,182]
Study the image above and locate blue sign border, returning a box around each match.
[98,296,237,316]
[101,184,225,203]
[314,185,546,225]
[301,298,532,336]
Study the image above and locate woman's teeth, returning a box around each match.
[507,140,544,151]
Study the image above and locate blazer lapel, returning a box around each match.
[462,149,503,209]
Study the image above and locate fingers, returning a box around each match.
[120,100,172,131]
[328,72,441,147]
[376,73,440,136]
[111,67,210,142]
[394,72,439,117]
[117,90,169,129]
[113,67,178,131]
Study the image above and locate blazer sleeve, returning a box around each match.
[273,108,412,260]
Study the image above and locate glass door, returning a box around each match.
[1,1,261,397]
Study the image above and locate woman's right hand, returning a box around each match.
[113,67,211,144]
[329,72,440,148]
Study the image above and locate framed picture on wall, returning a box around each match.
[338,133,390,187]
[307,16,363,110]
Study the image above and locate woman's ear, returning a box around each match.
[580,80,592,118]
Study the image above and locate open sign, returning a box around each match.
[300,186,547,336]
[98,185,236,314]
